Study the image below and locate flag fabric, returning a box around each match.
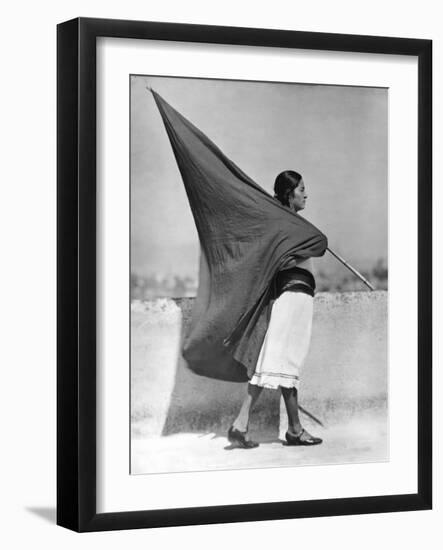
[150,89,327,382]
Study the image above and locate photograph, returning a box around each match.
[130,75,389,475]
[1,0,436,543]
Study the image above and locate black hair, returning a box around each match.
[273,170,303,207]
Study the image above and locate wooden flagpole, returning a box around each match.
[327,247,376,291]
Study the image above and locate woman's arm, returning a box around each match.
[295,256,314,272]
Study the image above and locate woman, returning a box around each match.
[150,90,328,443]
[228,170,323,449]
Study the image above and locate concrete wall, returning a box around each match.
[131,291,387,437]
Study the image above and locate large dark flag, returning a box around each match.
[150,89,327,382]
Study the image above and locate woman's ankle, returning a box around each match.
[232,421,248,433]
[287,423,302,435]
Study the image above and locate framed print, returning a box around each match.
[57,17,432,532]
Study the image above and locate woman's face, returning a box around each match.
[288,179,307,212]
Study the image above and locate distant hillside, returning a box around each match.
[131,243,387,299]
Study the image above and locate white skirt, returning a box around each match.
[249,291,313,390]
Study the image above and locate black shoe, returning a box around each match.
[285,429,322,446]
[227,426,259,449]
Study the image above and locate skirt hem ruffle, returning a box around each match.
[249,374,300,390]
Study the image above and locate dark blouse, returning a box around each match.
[274,258,316,298]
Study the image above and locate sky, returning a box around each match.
[130,75,387,278]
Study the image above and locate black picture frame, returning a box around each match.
[57,17,432,532]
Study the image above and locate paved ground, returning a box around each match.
[131,413,388,475]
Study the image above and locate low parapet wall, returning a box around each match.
[131,291,388,437]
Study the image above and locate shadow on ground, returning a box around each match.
[26,507,56,524]
[132,407,388,475]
